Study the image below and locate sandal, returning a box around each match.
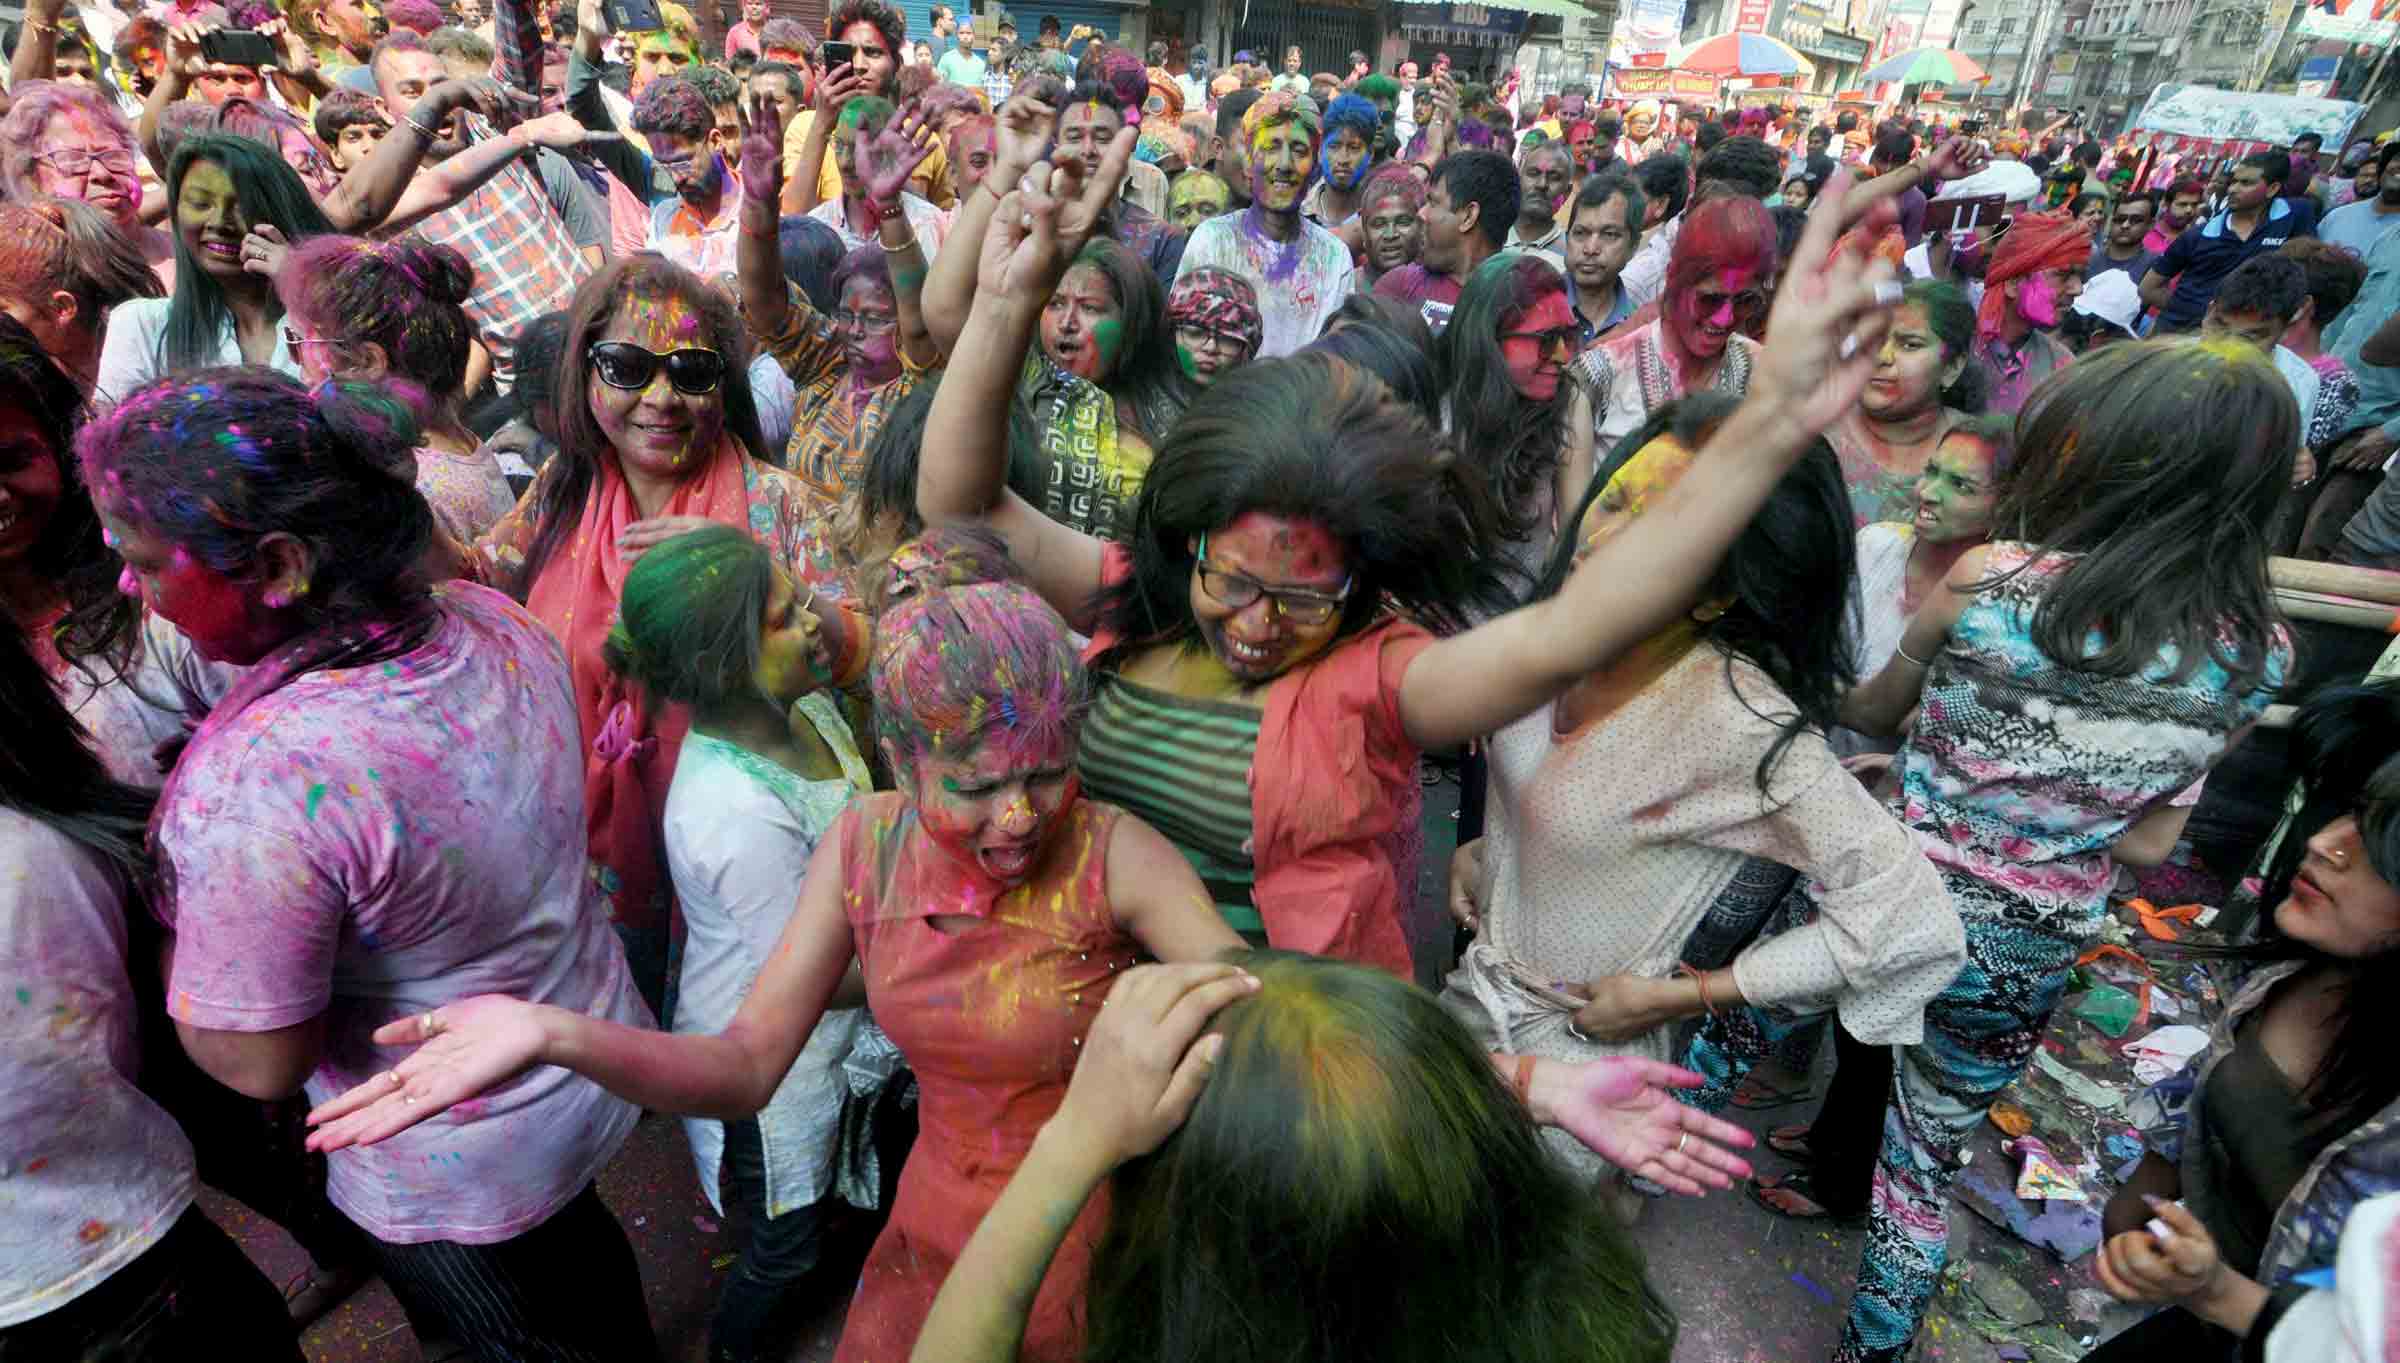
[1730,1070,1815,1110]
[1766,1122,1814,1162]
[1746,1171,1858,1223]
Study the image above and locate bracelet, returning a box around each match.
[22,16,57,34]
[882,231,921,255]
[1895,642,1934,667]
[400,109,443,142]
[868,197,905,222]
[1676,963,1719,1018]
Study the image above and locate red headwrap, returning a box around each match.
[1978,208,2091,340]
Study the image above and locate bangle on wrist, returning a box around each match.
[1675,963,1719,1018]
[1895,641,1934,667]
[401,108,443,141]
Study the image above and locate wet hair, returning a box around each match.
[0,197,163,349]
[869,536,1086,778]
[1695,134,1782,200]
[1902,278,1990,413]
[1541,393,1857,791]
[1055,236,1194,443]
[1441,253,1569,552]
[0,80,134,202]
[2281,237,2367,326]
[604,524,783,715]
[1570,167,1645,243]
[1322,91,1380,149]
[1633,153,1688,223]
[275,234,476,407]
[426,25,495,65]
[1429,148,1520,250]
[160,136,334,376]
[631,73,715,140]
[513,257,765,598]
[1302,308,1441,424]
[1092,353,1517,670]
[2213,253,2307,323]
[312,87,388,148]
[78,367,434,630]
[1085,949,1677,1363]
[1995,340,2289,692]
[828,0,906,68]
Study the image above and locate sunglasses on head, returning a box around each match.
[586,341,727,396]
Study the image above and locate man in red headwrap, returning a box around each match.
[1973,207,2087,414]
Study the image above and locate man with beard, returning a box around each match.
[2085,191,2159,291]
[2318,141,2400,258]
[2142,151,2306,335]
[1573,193,1772,446]
[1172,90,1354,355]
[1303,93,1379,232]
[1974,208,2086,413]
[1563,168,1643,346]
[1507,137,1575,270]
[1374,146,1517,332]
[625,74,745,280]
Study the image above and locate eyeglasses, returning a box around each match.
[1502,323,1579,355]
[587,341,727,396]
[34,147,136,179]
[1692,288,1768,319]
[282,326,343,352]
[831,309,897,332]
[1195,534,1352,626]
[1175,325,1248,356]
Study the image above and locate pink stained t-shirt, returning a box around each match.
[159,582,648,1246]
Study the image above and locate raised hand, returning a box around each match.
[991,90,1059,188]
[1752,166,1902,446]
[436,75,539,133]
[2096,1196,2227,1305]
[1531,1056,1756,1195]
[512,110,621,150]
[304,995,556,1152]
[859,107,936,207]
[977,168,1065,304]
[239,222,290,278]
[813,60,866,115]
[1046,962,1259,1169]
[739,91,784,202]
[1923,134,1987,183]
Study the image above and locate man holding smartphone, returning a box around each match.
[777,0,950,213]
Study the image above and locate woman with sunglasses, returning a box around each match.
[1576,195,1777,453]
[93,133,330,405]
[471,255,868,1012]
[1438,252,1597,591]
[276,234,513,542]
[920,136,1911,979]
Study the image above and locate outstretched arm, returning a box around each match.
[857,107,942,368]
[10,0,64,88]
[916,133,1136,630]
[322,78,541,232]
[1395,170,1907,750]
[736,93,795,338]
[923,90,1057,352]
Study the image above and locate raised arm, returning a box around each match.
[923,90,1057,352]
[370,114,618,236]
[1843,135,1985,233]
[917,135,1138,628]
[784,62,865,217]
[321,77,539,232]
[139,25,206,177]
[1394,171,1905,751]
[262,18,333,107]
[306,823,860,1150]
[736,93,794,337]
[10,0,64,88]
[857,107,942,368]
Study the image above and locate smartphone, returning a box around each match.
[604,0,664,37]
[821,40,856,69]
[199,27,279,69]
[1924,193,2005,235]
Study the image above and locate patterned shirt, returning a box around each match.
[747,280,930,515]
[412,127,592,388]
[1018,351,1163,540]
[1572,317,1759,451]
[1173,210,1355,357]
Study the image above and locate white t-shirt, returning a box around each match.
[1173,210,1357,357]
[159,583,647,1245]
[0,814,195,1326]
[666,700,870,1218]
[94,296,302,408]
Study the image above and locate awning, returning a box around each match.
[1435,0,1594,17]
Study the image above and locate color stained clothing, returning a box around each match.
[747,279,932,513]
[1969,330,2073,416]
[411,128,593,388]
[781,110,953,210]
[664,703,871,1220]
[1573,316,1760,450]
[1371,262,1464,332]
[1078,674,1263,932]
[413,444,516,544]
[474,446,866,937]
[1102,198,1187,281]
[0,814,195,1326]
[2307,352,2363,451]
[1174,210,1356,357]
[157,583,649,1245]
[1018,352,1164,539]
[1826,408,1964,527]
[832,794,1138,1363]
[1083,546,1431,976]
[1441,643,1962,1184]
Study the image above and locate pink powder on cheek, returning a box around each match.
[2017,272,2060,327]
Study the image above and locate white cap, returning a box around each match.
[1936,158,2044,208]
[2073,269,2142,332]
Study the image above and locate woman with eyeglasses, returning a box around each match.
[276,234,512,543]
[468,255,866,1013]
[1165,266,1262,387]
[92,134,331,406]
[1438,251,1598,592]
[917,133,1913,980]
[0,81,176,284]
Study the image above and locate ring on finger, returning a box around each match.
[380,1069,402,1088]
[1675,1131,1690,1154]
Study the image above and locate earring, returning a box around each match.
[1689,598,1730,625]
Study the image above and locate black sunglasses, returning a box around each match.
[586,341,727,396]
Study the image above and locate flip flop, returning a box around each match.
[1746,1170,1858,1223]
[1730,1071,1815,1109]
[1766,1122,1814,1162]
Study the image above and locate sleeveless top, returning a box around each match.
[1078,675,1263,934]
[1895,542,2290,943]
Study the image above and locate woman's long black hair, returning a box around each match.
[0,585,155,889]
[160,135,333,375]
[1059,236,1195,443]
[1538,394,1858,793]
[1439,252,1570,547]
[1091,353,1517,670]
[0,313,138,679]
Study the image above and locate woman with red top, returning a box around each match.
[470,254,867,1011]
[914,133,1910,978]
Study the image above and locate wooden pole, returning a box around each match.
[2270,557,2400,609]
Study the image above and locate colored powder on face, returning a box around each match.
[2017,272,2060,327]
[1089,318,1124,372]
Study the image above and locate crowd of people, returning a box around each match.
[6,0,2400,1360]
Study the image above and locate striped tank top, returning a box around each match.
[1076,674,1265,936]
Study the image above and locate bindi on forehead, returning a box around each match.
[1216,510,1345,583]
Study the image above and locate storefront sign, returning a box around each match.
[1736,0,1775,34]
[1611,67,1723,98]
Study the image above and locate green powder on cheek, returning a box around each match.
[1091,318,1124,369]
[1176,343,1199,379]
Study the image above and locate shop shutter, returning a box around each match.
[1223,0,1376,79]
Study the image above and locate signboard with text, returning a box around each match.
[1736,0,1775,33]
[1622,0,1687,54]
[1611,66,1724,97]
[2298,0,2395,44]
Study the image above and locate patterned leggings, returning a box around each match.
[1683,916,2079,1363]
